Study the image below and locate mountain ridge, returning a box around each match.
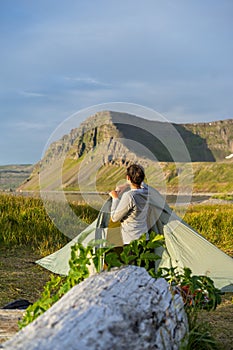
[0,164,33,191]
[18,111,233,193]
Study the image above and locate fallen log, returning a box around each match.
[0,310,24,344]
[0,266,188,350]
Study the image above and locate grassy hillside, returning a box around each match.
[192,162,233,192]
[18,161,233,194]
[0,164,33,191]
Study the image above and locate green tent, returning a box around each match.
[36,186,233,292]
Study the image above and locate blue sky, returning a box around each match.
[0,0,233,164]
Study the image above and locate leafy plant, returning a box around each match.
[19,229,222,350]
[155,267,222,350]
[157,267,221,311]
[104,231,164,273]
[19,242,92,329]
[179,322,220,350]
[19,232,164,328]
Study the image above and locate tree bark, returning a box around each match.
[1,266,188,350]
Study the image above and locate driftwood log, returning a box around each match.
[0,266,188,350]
[0,310,25,344]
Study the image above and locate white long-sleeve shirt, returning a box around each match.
[110,185,149,244]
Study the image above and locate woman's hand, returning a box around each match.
[115,183,130,195]
[109,190,119,199]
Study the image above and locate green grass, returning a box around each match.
[18,161,233,193]
[212,194,233,201]
[0,194,68,255]
[0,194,98,309]
[191,163,233,193]
[96,165,126,191]
[0,195,232,348]
[1,194,232,256]
[0,164,33,191]
[0,194,98,255]
[197,294,233,350]
[177,204,233,255]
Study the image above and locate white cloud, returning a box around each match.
[64,76,111,88]
[14,121,50,130]
[19,90,45,98]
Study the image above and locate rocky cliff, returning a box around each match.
[183,119,233,160]
[18,111,233,192]
[41,111,233,165]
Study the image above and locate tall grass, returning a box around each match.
[1,193,232,256]
[0,194,98,255]
[178,204,233,255]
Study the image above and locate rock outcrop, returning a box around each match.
[1,266,188,350]
[40,112,233,165]
[183,118,233,160]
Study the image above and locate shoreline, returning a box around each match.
[1,190,233,206]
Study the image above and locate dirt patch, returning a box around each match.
[0,246,52,343]
[0,246,51,308]
[198,293,233,350]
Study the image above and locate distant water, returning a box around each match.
[165,194,210,205]
[14,190,211,206]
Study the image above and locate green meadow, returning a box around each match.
[0,193,98,255]
[0,193,232,348]
[1,193,232,256]
[176,204,233,256]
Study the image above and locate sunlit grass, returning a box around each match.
[0,194,98,255]
[1,194,232,257]
[176,204,233,255]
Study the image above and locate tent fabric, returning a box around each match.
[36,220,98,276]
[36,187,233,292]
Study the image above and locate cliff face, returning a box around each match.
[18,111,233,192]
[183,119,233,160]
[42,111,233,166]
[42,112,120,166]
